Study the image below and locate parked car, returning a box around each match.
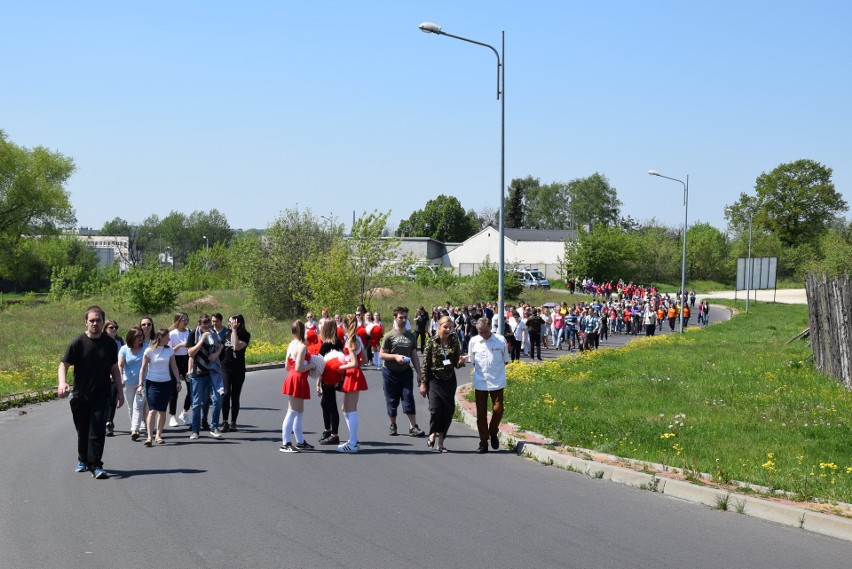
[514,268,551,289]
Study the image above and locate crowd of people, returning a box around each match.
[58,281,709,476]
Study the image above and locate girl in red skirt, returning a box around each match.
[280,320,316,453]
[337,314,368,453]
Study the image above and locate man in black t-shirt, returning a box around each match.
[58,305,123,479]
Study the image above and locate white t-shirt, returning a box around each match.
[143,346,174,382]
[169,329,189,356]
[468,333,509,391]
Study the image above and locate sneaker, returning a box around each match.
[490,433,500,450]
[130,431,140,441]
[477,443,489,454]
[189,432,199,440]
[279,443,299,453]
[336,442,359,453]
[221,423,230,433]
[218,387,225,395]
[319,429,331,441]
[168,415,179,427]
[388,423,398,436]
[75,461,88,473]
[178,412,189,425]
[409,425,425,437]
[295,441,315,450]
[91,468,109,479]
[319,434,339,445]
[209,428,222,438]
[106,422,114,437]
[229,422,238,432]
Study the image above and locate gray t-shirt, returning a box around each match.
[381,328,417,372]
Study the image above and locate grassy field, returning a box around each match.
[501,300,852,504]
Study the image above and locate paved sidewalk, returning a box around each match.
[699,288,807,305]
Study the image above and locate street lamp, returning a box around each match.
[202,235,209,270]
[648,170,689,333]
[419,21,506,332]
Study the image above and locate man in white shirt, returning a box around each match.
[468,317,510,454]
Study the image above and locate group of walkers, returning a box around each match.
[59,281,709,477]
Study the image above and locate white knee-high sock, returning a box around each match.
[293,411,304,444]
[282,410,296,445]
[345,411,358,446]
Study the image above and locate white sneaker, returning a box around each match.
[218,387,225,395]
[178,412,189,425]
[209,428,222,438]
[336,442,359,454]
[189,432,199,440]
[168,415,179,427]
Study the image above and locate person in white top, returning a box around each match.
[139,329,182,446]
[468,317,510,454]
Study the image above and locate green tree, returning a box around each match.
[810,230,852,278]
[574,224,640,281]
[725,159,847,248]
[116,266,180,314]
[634,224,681,283]
[685,223,728,282]
[349,210,400,308]
[567,173,621,227]
[231,208,334,318]
[100,217,144,267]
[505,176,539,229]
[397,194,477,242]
[301,236,359,312]
[0,131,76,285]
[525,182,571,229]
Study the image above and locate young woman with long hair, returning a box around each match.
[337,314,368,453]
[280,320,316,453]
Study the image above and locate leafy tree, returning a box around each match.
[301,236,359,312]
[100,217,144,267]
[525,182,571,229]
[567,173,621,227]
[809,230,852,278]
[349,210,400,308]
[635,224,681,283]
[573,224,640,281]
[397,194,477,242]
[116,266,180,314]
[0,131,76,284]
[725,159,847,247]
[231,208,335,318]
[685,223,728,281]
[505,176,539,229]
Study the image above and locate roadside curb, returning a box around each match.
[454,386,852,543]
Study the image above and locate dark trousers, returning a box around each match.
[509,338,521,361]
[382,367,416,417]
[528,331,541,359]
[173,355,190,411]
[221,365,246,424]
[646,324,656,336]
[70,395,109,470]
[416,330,427,352]
[474,389,504,445]
[428,376,457,436]
[320,382,340,433]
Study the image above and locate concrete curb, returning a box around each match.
[454,390,852,543]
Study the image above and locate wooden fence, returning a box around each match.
[804,273,852,390]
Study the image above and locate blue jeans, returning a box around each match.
[191,374,222,432]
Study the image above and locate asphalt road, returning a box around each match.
[2,308,849,569]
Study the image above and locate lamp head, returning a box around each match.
[419,22,442,34]
[648,170,660,176]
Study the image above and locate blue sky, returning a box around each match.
[3,1,850,235]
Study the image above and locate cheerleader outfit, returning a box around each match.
[305,321,321,356]
[281,348,311,399]
[341,339,368,393]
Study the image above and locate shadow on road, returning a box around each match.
[107,468,207,479]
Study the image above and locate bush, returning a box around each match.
[116,267,180,314]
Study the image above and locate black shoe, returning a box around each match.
[295,441,315,451]
[409,425,425,437]
[221,422,230,433]
[389,423,398,436]
[490,433,500,450]
[229,422,238,432]
[477,443,488,454]
[319,434,339,445]
[106,422,114,437]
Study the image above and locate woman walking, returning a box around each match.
[118,327,146,440]
[280,320,316,453]
[420,316,466,452]
[168,312,191,427]
[316,320,344,445]
[139,329,182,446]
[221,314,250,432]
[337,314,368,453]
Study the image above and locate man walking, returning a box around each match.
[58,305,125,479]
[187,314,224,439]
[468,317,510,453]
[379,307,425,437]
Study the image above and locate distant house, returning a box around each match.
[446,226,577,279]
[395,236,460,268]
[71,228,133,272]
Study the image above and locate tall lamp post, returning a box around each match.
[648,170,689,333]
[419,21,506,332]
[203,235,209,270]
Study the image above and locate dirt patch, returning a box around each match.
[371,287,396,299]
[180,295,222,312]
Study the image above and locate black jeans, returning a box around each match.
[320,382,340,433]
[528,331,541,359]
[70,394,109,470]
[221,365,246,424]
[416,330,427,352]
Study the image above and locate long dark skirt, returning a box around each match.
[428,375,458,436]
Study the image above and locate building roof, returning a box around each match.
[475,225,575,243]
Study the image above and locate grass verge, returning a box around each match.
[502,300,851,504]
